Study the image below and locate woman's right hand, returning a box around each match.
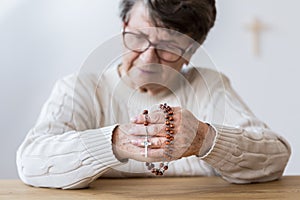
[112,122,166,163]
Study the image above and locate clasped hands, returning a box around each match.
[112,107,209,163]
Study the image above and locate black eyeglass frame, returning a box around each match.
[122,30,188,63]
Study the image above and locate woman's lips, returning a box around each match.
[138,68,158,74]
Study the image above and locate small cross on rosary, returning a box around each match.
[142,110,151,158]
[142,139,151,158]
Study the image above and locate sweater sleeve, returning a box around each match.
[16,73,124,189]
[201,73,291,183]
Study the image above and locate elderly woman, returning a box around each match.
[17,0,290,189]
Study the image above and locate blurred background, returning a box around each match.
[0,0,299,178]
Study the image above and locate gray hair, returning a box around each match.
[119,0,217,43]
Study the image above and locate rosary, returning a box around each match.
[142,103,175,175]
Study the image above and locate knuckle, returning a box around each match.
[150,113,159,123]
[154,125,159,133]
[156,138,162,147]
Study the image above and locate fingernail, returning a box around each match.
[130,140,138,145]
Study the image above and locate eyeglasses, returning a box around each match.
[122,31,187,63]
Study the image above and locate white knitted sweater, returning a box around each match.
[16,66,291,189]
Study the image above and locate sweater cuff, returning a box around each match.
[201,124,243,168]
[198,123,217,158]
[79,125,125,171]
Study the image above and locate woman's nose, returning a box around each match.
[139,46,159,63]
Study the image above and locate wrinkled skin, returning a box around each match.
[113,107,208,163]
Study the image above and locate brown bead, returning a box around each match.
[166,134,171,139]
[143,110,148,115]
[165,127,170,131]
[144,121,149,126]
[169,117,174,121]
[165,121,170,125]
[163,166,168,170]
[168,111,173,115]
[169,130,174,134]
[169,136,174,141]
[165,140,170,145]
[170,124,174,128]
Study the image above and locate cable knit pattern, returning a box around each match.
[16,66,291,189]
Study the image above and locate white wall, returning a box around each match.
[0,0,298,178]
[204,0,300,175]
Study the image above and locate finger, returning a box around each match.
[128,124,166,136]
[128,146,165,162]
[147,148,165,159]
[172,107,181,112]
[130,136,167,149]
[132,110,166,124]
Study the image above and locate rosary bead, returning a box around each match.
[170,124,174,128]
[164,165,168,170]
[144,121,149,126]
[143,110,148,115]
[165,121,170,125]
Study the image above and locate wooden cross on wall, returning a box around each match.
[246,18,269,57]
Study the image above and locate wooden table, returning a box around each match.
[0,176,299,200]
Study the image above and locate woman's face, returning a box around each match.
[119,2,195,95]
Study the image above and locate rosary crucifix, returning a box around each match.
[142,137,151,158]
[142,110,151,158]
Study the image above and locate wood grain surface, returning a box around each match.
[0,176,299,200]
